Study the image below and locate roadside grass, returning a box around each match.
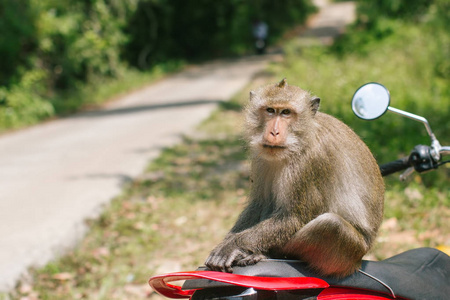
[4,18,449,300]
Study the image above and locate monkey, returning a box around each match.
[204,78,385,278]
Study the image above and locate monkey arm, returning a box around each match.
[229,200,264,234]
[205,213,301,272]
[233,213,302,253]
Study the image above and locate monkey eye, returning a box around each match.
[281,109,291,115]
[266,107,275,114]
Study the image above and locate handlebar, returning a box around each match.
[379,157,411,177]
[440,146,450,156]
[380,144,449,178]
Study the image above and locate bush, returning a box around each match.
[0,0,37,86]
[0,70,54,129]
[32,0,135,90]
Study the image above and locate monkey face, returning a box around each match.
[244,79,320,161]
[260,106,295,157]
[245,105,299,162]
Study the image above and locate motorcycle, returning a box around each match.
[149,82,450,300]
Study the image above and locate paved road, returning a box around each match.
[0,57,270,291]
[0,0,355,291]
[303,0,356,45]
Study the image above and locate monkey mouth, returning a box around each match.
[263,144,286,149]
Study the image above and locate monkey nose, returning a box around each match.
[271,130,279,136]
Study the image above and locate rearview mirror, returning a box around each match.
[351,83,390,120]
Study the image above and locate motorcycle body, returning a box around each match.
[149,83,450,300]
[150,247,449,299]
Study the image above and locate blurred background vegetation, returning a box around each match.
[0,0,313,131]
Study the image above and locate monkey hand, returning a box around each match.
[205,238,267,273]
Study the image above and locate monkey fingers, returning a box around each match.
[236,253,267,267]
[205,244,227,270]
[205,247,248,273]
[223,248,248,272]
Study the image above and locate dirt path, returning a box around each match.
[0,0,355,291]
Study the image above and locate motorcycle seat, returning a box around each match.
[184,247,450,299]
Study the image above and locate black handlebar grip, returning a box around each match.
[379,157,411,177]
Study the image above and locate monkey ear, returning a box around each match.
[311,97,320,114]
[277,78,287,88]
[249,91,256,102]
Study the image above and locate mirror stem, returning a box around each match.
[387,106,433,137]
[387,106,441,161]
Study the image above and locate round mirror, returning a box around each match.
[351,83,390,120]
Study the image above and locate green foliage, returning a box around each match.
[0,70,54,129]
[335,0,449,84]
[31,0,136,89]
[0,0,313,132]
[281,24,449,184]
[123,0,314,67]
[0,0,140,131]
[0,0,37,85]
[283,0,449,174]
[357,0,433,21]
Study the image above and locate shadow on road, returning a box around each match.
[72,99,224,119]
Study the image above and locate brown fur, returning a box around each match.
[205,79,384,277]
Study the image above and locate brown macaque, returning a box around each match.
[205,79,384,278]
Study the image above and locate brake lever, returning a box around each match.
[399,167,414,181]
